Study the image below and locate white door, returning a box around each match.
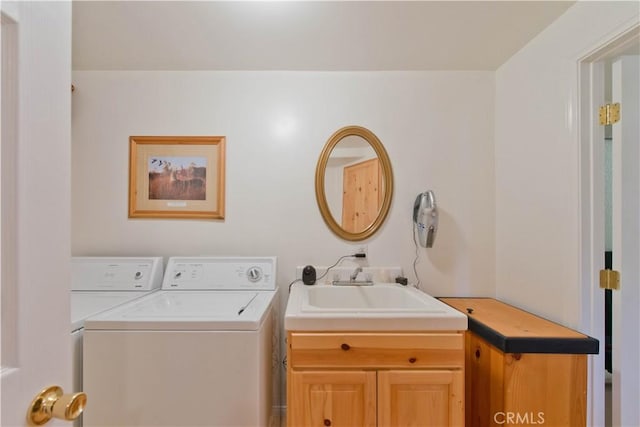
[1,2,74,426]
[610,54,640,427]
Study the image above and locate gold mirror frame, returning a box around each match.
[315,125,394,241]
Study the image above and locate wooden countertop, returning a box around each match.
[439,298,599,354]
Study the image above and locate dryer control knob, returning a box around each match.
[246,266,263,282]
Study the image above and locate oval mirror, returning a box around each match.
[315,125,393,241]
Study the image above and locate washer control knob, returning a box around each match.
[247,266,263,282]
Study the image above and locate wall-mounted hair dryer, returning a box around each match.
[413,191,438,248]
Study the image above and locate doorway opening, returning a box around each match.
[579,23,639,427]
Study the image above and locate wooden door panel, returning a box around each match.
[378,370,464,427]
[342,158,380,233]
[289,370,376,427]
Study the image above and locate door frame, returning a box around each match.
[578,23,640,427]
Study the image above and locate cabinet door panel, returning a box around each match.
[289,370,376,427]
[467,332,587,426]
[378,370,464,427]
[503,353,587,426]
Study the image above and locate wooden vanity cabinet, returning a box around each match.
[440,298,599,427]
[286,332,465,427]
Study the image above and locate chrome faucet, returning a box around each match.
[350,266,363,281]
[332,266,373,286]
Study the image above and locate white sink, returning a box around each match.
[305,284,441,311]
[285,282,467,331]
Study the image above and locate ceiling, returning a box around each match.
[72,1,575,71]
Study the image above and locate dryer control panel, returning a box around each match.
[162,257,276,291]
[71,257,164,291]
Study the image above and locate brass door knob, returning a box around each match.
[27,385,87,425]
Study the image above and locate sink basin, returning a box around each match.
[285,282,467,331]
[305,284,440,311]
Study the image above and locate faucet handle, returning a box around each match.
[350,266,363,281]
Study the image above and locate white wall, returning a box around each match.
[71,71,495,301]
[495,1,639,328]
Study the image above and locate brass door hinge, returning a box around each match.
[600,269,620,290]
[599,103,620,125]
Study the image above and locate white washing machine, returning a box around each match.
[82,256,279,427]
[71,257,163,426]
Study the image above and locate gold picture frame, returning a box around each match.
[128,136,225,219]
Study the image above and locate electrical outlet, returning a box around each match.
[356,245,368,257]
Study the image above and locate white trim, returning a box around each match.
[579,58,606,427]
[578,21,640,427]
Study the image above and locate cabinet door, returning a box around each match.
[289,370,376,427]
[378,370,464,427]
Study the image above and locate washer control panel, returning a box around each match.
[162,257,276,290]
[71,257,164,291]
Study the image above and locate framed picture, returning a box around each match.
[128,136,225,219]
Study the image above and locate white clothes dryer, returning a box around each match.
[82,256,279,427]
[71,257,163,426]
